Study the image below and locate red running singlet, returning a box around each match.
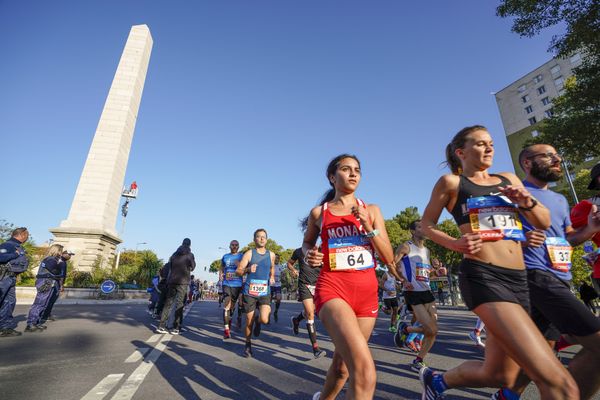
[314,199,379,318]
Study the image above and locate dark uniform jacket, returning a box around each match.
[167,246,195,285]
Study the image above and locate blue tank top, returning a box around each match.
[243,249,272,297]
[222,253,244,287]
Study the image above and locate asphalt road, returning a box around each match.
[0,301,594,400]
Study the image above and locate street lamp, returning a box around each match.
[134,242,148,264]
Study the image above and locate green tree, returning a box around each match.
[557,168,597,206]
[209,258,222,274]
[392,206,421,230]
[384,219,410,250]
[426,219,462,275]
[497,0,600,163]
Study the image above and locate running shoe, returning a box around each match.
[35,324,48,330]
[312,392,321,400]
[291,316,300,335]
[393,330,406,348]
[406,339,419,353]
[0,328,22,337]
[410,358,427,372]
[389,326,397,333]
[24,325,43,333]
[419,367,446,400]
[170,328,180,335]
[156,326,167,334]
[468,331,485,348]
[243,346,253,358]
[224,327,231,340]
[490,390,501,400]
[253,320,261,337]
[313,348,325,359]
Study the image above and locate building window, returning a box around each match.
[570,53,581,64]
[554,76,564,89]
[533,74,543,83]
[518,84,527,93]
[545,109,554,118]
[541,97,551,106]
[528,117,537,125]
[531,130,539,137]
[537,86,546,95]
[525,105,534,114]
[550,65,561,75]
[521,94,530,103]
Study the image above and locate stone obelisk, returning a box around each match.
[50,25,153,271]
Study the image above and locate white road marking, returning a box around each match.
[145,334,161,344]
[109,303,195,400]
[81,373,124,400]
[124,347,151,363]
[110,334,172,400]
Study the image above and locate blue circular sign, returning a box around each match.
[100,280,116,294]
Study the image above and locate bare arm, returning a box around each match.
[235,251,253,276]
[270,253,276,284]
[286,258,299,278]
[421,175,483,255]
[499,172,551,230]
[303,206,324,267]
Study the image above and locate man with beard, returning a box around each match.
[492,144,600,400]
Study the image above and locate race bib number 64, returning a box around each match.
[328,235,375,271]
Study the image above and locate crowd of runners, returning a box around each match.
[140,125,600,399]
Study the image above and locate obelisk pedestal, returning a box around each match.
[50,25,153,271]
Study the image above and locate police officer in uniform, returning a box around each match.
[0,227,30,337]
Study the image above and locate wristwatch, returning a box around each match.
[519,198,538,212]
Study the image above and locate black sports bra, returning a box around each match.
[449,174,512,226]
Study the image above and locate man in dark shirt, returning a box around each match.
[156,238,195,334]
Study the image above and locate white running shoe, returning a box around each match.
[468,331,485,348]
[312,392,321,400]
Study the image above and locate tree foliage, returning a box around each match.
[557,168,597,206]
[497,0,600,163]
[426,219,462,275]
[392,207,421,230]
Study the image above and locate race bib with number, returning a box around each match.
[248,279,269,297]
[415,262,431,282]
[225,271,237,281]
[467,196,525,241]
[328,235,374,271]
[545,237,572,272]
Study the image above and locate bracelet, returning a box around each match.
[519,198,538,212]
[364,229,380,238]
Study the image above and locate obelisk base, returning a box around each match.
[49,227,122,272]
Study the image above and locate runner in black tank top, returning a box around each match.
[418,126,577,400]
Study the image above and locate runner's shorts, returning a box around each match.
[403,290,435,306]
[528,269,600,339]
[459,259,530,312]
[270,286,282,296]
[314,269,378,318]
[243,294,270,313]
[298,282,316,302]
[383,297,399,309]
[222,285,242,305]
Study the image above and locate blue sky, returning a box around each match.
[1,1,562,281]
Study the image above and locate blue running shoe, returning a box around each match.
[420,367,446,400]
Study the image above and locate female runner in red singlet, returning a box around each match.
[302,154,400,400]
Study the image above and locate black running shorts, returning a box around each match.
[298,283,316,302]
[383,297,399,309]
[403,290,435,306]
[459,259,530,312]
[222,285,242,306]
[243,294,270,313]
[528,269,600,339]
